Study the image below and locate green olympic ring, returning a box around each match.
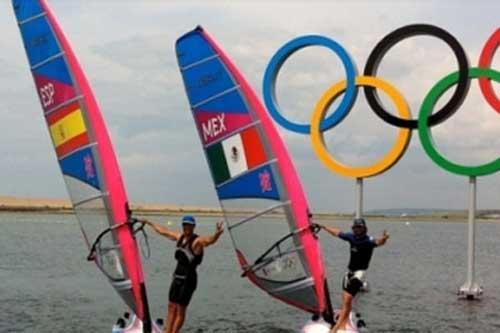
[418,67,500,176]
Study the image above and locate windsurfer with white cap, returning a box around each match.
[313,218,389,333]
[143,215,224,333]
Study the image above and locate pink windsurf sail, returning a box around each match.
[175,26,333,322]
[12,0,152,330]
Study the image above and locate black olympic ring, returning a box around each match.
[363,24,470,129]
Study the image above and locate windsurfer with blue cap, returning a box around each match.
[313,218,389,333]
[143,215,224,333]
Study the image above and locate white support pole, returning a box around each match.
[355,178,363,219]
[355,177,370,292]
[458,176,483,299]
[467,176,476,288]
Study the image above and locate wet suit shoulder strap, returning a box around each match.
[176,235,185,247]
[177,234,199,249]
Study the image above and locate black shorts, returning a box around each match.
[342,272,363,296]
[169,275,197,307]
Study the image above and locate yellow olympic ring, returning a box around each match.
[311,76,412,178]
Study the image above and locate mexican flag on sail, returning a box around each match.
[207,126,267,185]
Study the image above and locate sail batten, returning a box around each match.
[45,95,84,116]
[215,158,277,188]
[203,120,261,149]
[31,52,64,70]
[74,193,108,207]
[57,142,97,161]
[229,201,291,231]
[176,26,330,316]
[18,11,46,25]
[191,86,241,109]
[180,54,221,71]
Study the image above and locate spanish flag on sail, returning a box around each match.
[206,126,267,185]
[45,102,90,158]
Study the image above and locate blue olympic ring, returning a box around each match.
[262,35,357,134]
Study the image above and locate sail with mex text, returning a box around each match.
[175,26,334,322]
[12,0,153,331]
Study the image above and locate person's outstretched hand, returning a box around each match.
[215,220,225,235]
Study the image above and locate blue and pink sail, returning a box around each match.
[12,0,152,330]
[176,26,333,320]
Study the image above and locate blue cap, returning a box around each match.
[182,215,196,225]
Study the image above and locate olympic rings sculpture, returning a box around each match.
[263,24,500,178]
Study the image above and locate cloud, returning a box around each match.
[1,0,500,211]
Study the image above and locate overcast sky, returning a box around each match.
[1,0,499,213]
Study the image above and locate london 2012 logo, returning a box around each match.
[262,24,500,178]
[83,154,96,180]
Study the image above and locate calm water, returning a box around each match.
[1,212,500,332]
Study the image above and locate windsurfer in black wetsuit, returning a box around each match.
[314,218,389,333]
[143,215,224,333]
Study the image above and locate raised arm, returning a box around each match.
[142,219,180,242]
[375,230,390,247]
[315,223,342,237]
[194,221,224,249]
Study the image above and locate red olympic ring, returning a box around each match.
[479,28,500,113]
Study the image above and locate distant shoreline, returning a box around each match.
[1,196,500,222]
[0,195,225,216]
